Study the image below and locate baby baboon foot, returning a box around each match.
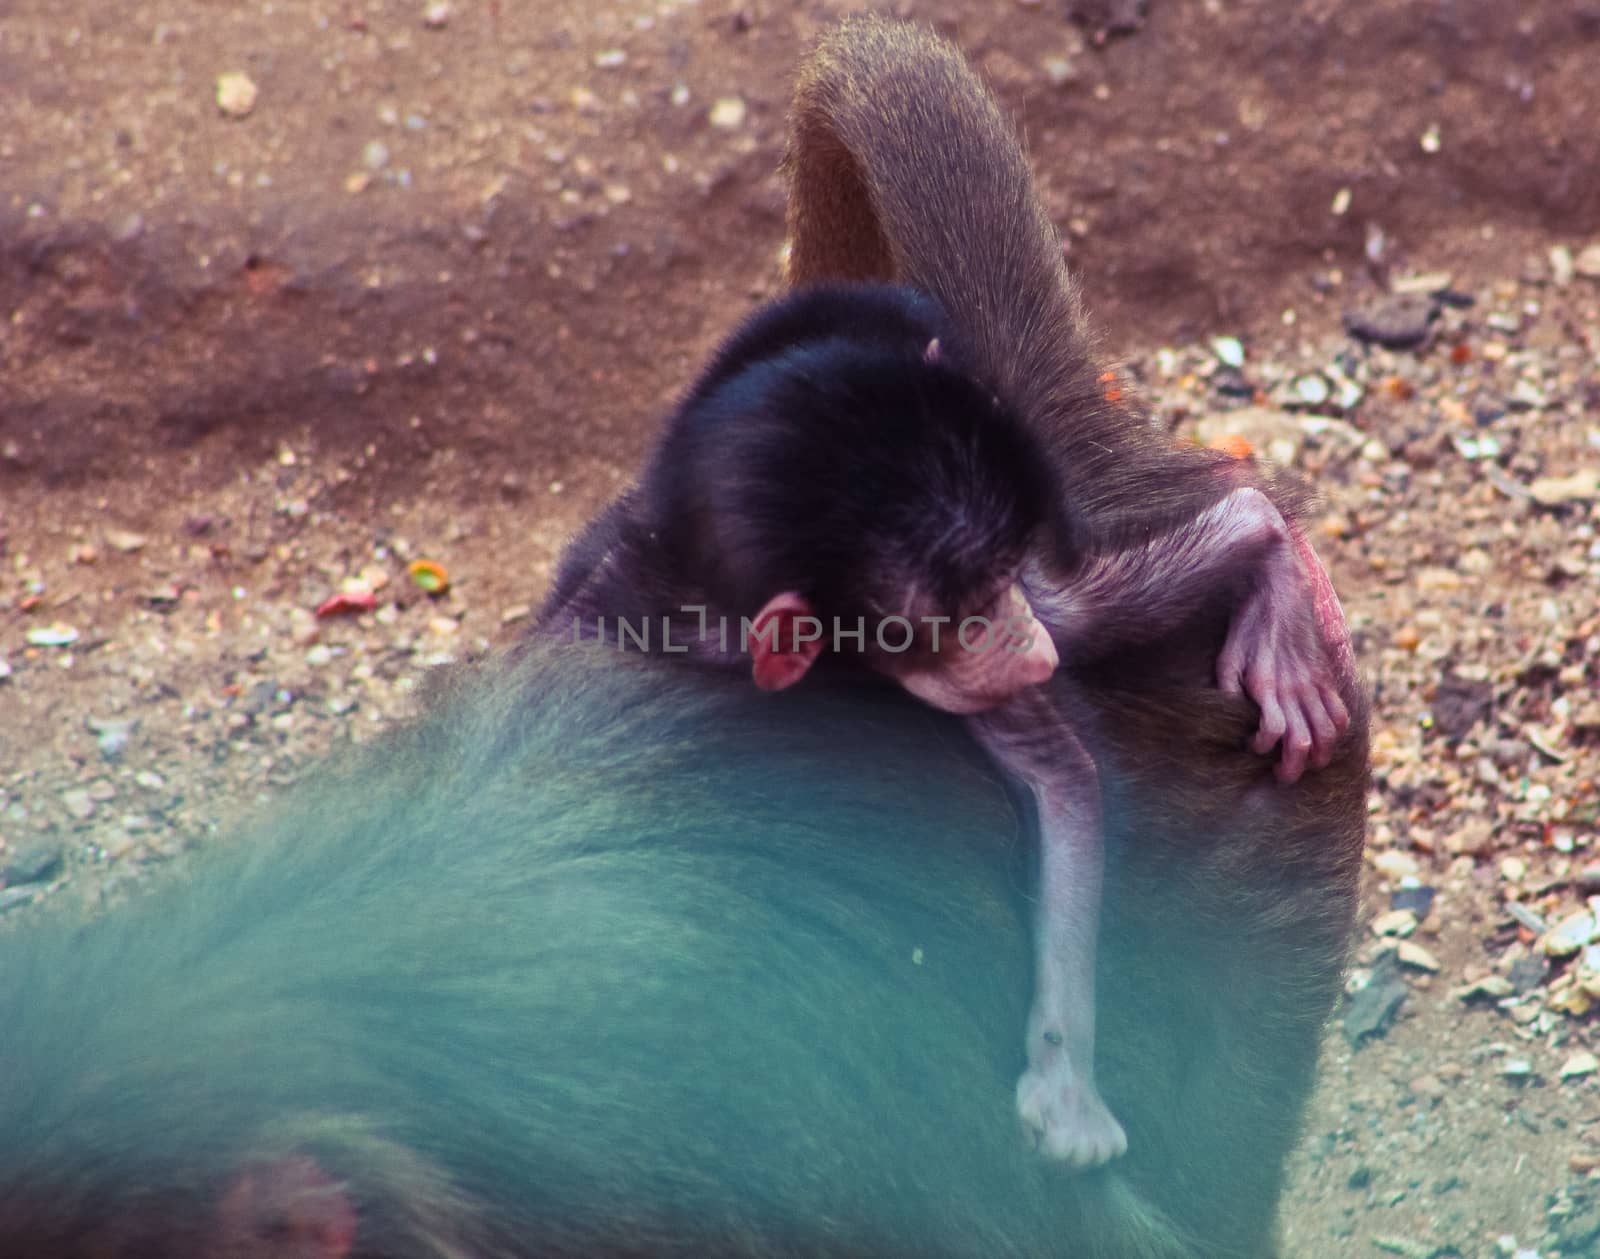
[1016,1047,1127,1168]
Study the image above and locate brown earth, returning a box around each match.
[4,1,1600,1255]
[6,0,1598,516]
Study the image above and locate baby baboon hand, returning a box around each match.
[1016,1034,1127,1168]
[1217,559,1350,784]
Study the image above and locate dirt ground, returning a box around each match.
[3,1,1600,1255]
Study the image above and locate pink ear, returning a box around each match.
[215,1156,358,1259]
[749,592,824,692]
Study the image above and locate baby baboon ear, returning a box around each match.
[749,591,825,692]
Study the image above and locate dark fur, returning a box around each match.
[0,641,1361,1259]
[542,283,1062,655]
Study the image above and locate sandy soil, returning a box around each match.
[4,1,1600,1254]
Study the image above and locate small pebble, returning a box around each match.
[1391,270,1453,295]
[1543,909,1597,957]
[101,834,139,861]
[1371,908,1418,938]
[216,71,258,118]
[1559,1051,1599,1079]
[1528,469,1600,506]
[4,842,65,886]
[61,789,96,821]
[1209,335,1245,368]
[1455,975,1514,1002]
[1550,244,1576,287]
[1331,373,1364,410]
[1042,57,1079,87]
[104,529,148,553]
[1372,849,1420,880]
[1292,373,1329,406]
[26,624,80,647]
[89,717,139,760]
[1344,294,1437,348]
[1396,940,1440,972]
[708,97,747,130]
